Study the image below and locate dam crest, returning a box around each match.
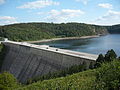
[1,40,98,83]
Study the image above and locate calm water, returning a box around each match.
[36,34,120,56]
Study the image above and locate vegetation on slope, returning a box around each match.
[26,62,88,84]
[17,59,120,90]
[106,24,120,34]
[0,49,119,90]
[95,60,120,90]
[0,22,120,41]
[0,23,108,41]
[19,69,96,90]
[0,72,19,90]
[26,49,117,85]
[1,58,120,90]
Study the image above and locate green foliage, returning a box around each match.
[17,70,96,90]
[27,62,88,84]
[96,54,105,63]
[94,60,120,90]
[0,72,19,90]
[18,50,119,90]
[0,49,119,90]
[95,49,117,68]
[0,23,119,41]
[0,23,108,41]
[17,59,120,90]
[104,49,117,62]
[94,54,104,68]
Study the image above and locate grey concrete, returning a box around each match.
[1,41,98,83]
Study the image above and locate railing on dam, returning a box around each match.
[1,40,98,83]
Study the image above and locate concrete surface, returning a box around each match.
[1,41,98,83]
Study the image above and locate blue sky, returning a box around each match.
[0,0,120,25]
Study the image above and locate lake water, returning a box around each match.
[35,34,120,56]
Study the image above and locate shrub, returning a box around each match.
[94,60,120,90]
[0,72,19,90]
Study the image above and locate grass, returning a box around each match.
[16,59,120,90]
[17,69,96,90]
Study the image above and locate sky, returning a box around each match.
[0,0,120,26]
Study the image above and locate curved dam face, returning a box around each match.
[1,41,98,83]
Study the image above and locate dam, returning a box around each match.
[0,40,98,83]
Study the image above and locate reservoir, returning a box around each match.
[35,34,120,56]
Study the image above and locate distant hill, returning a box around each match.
[0,23,120,41]
[106,24,120,34]
[0,23,108,41]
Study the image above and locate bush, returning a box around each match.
[94,60,120,90]
[0,72,19,90]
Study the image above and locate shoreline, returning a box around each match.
[26,35,100,43]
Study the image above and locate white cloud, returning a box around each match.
[0,0,5,5]
[17,0,59,9]
[45,9,85,22]
[91,10,120,25]
[0,16,18,25]
[98,3,113,9]
[75,0,88,5]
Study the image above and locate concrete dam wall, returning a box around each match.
[1,41,98,83]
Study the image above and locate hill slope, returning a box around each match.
[16,59,120,90]
[18,70,96,90]
[0,23,108,41]
[106,24,120,34]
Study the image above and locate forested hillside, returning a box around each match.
[0,23,108,41]
[106,24,120,34]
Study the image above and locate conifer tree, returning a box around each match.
[104,49,117,62]
[94,54,104,68]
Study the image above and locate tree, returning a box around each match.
[0,23,108,41]
[104,49,117,62]
[118,57,120,60]
[96,54,104,63]
[0,72,19,90]
[94,54,104,68]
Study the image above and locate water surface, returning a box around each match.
[35,34,120,56]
